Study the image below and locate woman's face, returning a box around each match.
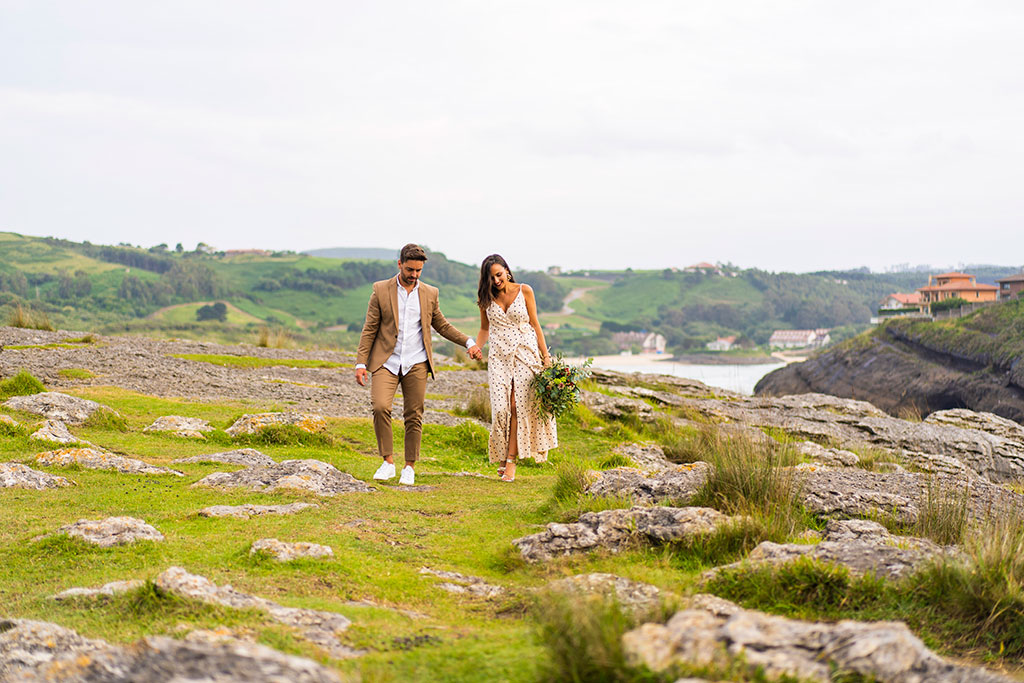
[489,263,509,290]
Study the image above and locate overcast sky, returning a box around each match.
[1,1,1022,273]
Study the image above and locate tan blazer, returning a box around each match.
[356,277,469,377]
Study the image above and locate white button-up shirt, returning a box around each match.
[384,277,428,375]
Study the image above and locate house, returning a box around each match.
[997,272,1024,301]
[611,331,667,354]
[684,262,723,276]
[916,272,998,310]
[879,292,921,309]
[768,329,831,349]
[706,335,737,351]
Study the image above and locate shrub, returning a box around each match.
[0,369,45,398]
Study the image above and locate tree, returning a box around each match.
[196,302,228,322]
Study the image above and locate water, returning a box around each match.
[590,359,786,395]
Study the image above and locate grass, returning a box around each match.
[7,303,54,331]
[456,389,491,422]
[171,353,352,369]
[0,368,46,398]
[59,368,98,380]
[256,326,295,349]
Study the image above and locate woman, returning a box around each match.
[474,254,557,482]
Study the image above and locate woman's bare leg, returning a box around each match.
[502,380,518,481]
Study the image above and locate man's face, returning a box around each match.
[398,259,424,286]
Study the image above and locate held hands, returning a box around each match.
[355,368,369,386]
[468,345,483,361]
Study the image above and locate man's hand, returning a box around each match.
[468,345,483,361]
[355,368,369,386]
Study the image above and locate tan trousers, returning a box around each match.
[370,362,428,463]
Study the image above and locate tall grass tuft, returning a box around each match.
[81,408,129,432]
[461,388,491,422]
[551,460,589,504]
[912,478,970,546]
[7,304,54,331]
[0,369,46,398]
[234,424,334,447]
[256,326,293,349]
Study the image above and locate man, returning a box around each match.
[355,244,482,485]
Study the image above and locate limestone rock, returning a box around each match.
[174,448,276,468]
[0,618,343,682]
[54,516,164,547]
[585,463,711,505]
[622,595,1012,682]
[419,567,505,598]
[144,415,215,438]
[690,393,1024,483]
[2,391,112,425]
[198,503,319,518]
[795,440,859,467]
[35,448,184,476]
[0,462,72,489]
[606,385,689,407]
[611,442,675,473]
[53,579,144,601]
[193,459,373,496]
[225,412,327,437]
[513,506,733,563]
[706,519,954,582]
[547,573,671,616]
[582,391,655,422]
[251,538,334,562]
[155,566,359,659]
[0,415,18,427]
[29,419,90,445]
[589,368,724,398]
[925,408,1024,442]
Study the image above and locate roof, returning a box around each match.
[997,273,1024,284]
[918,283,998,292]
[688,262,718,269]
[717,336,737,343]
[931,272,973,279]
[883,292,921,304]
[769,330,815,341]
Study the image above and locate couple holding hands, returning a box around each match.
[354,244,557,485]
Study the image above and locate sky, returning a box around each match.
[1,1,1022,274]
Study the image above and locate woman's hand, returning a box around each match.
[542,353,553,368]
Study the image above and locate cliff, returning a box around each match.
[755,300,1024,423]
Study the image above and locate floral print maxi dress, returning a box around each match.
[486,289,558,463]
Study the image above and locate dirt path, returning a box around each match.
[560,286,601,315]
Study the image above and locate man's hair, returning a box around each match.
[399,244,428,262]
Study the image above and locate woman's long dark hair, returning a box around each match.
[477,254,515,310]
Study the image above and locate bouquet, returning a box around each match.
[533,355,593,418]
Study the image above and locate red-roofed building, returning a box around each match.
[997,272,1024,301]
[879,292,921,309]
[706,335,737,351]
[768,329,831,349]
[916,272,998,310]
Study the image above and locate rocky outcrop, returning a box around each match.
[29,419,90,445]
[585,463,711,505]
[50,517,164,547]
[0,618,343,682]
[924,408,1024,441]
[225,412,327,437]
[691,393,1024,483]
[622,594,1011,682]
[0,415,18,428]
[546,573,671,616]
[754,330,1024,425]
[706,519,956,582]
[2,391,113,424]
[52,579,144,601]
[0,462,72,489]
[513,506,735,563]
[198,503,319,518]
[35,448,184,476]
[419,567,505,598]
[582,391,655,422]
[174,448,276,468]
[144,415,214,438]
[610,442,675,473]
[251,538,334,562]
[192,459,373,496]
[154,566,359,659]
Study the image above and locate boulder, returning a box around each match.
[0,415,18,427]
[0,462,72,489]
[622,594,1012,682]
[251,538,334,562]
[582,391,655,422]
[419,567,505,598]
[53,517,164,547]
[924,408,1024,442]
[546,573,671,616]
[3,391,111,425]
[585,463,712,505]
[198,503,319,519]
[35,448,184,476]
[154,566,359,659]
[706,519,956,582]
[30,419,90,445]
[225,412,327,437]
[0,618,343,682]
[795,441,859,467]
[144,415,214,438]
[513,506,734,563]
[192,459,373,496]
[610,442,675,473]
[174,448,276,468]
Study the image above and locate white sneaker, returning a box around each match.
[373,461,396,480]
[399,465,415,485]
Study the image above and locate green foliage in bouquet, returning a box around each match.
[533,355,593,418]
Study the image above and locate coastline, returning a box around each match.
[563,352,801,367]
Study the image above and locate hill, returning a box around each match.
[303,246,401,260]
[755,298,1024,422]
